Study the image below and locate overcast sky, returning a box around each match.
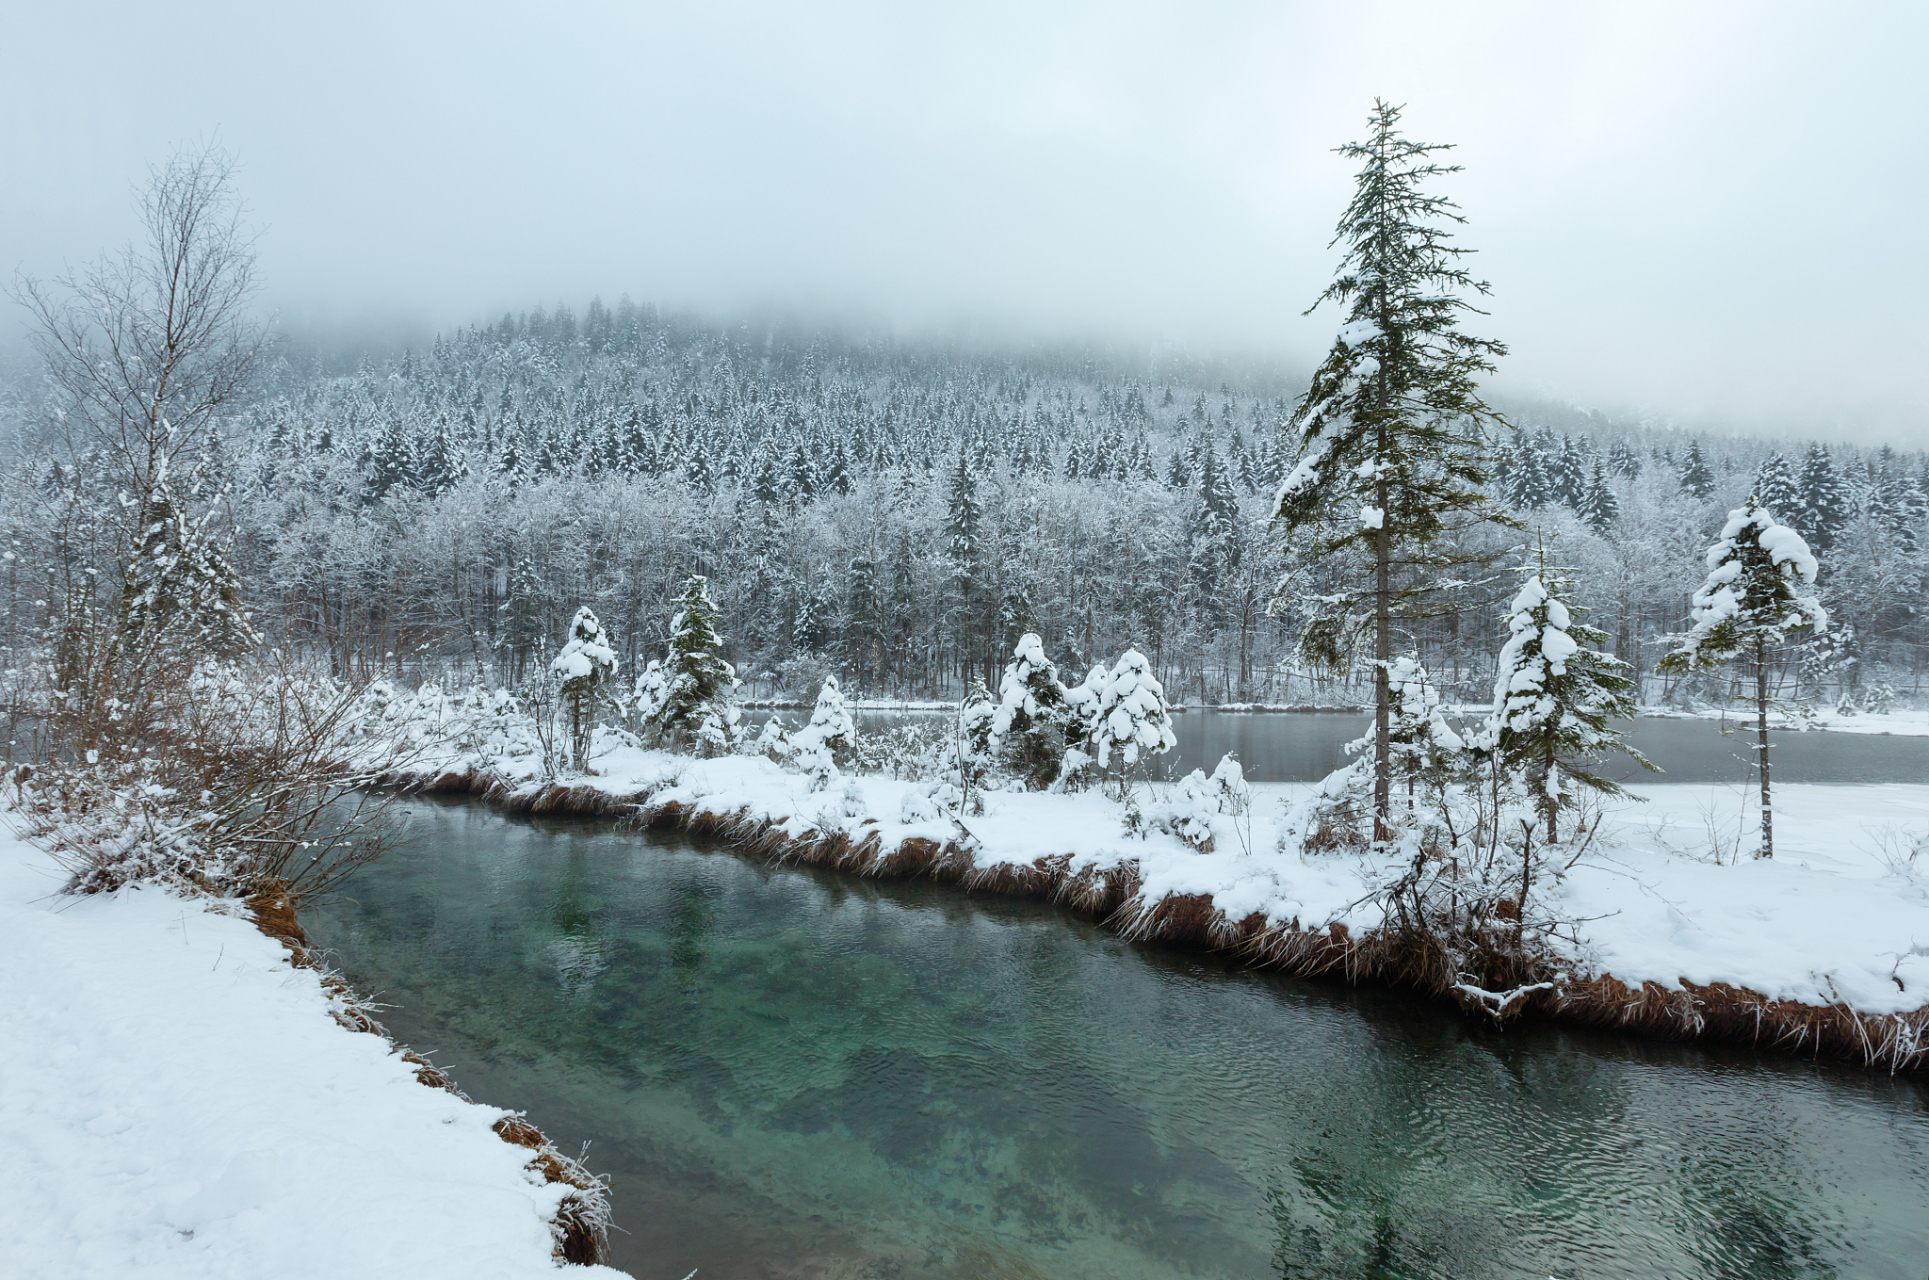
[4,1,1925,439]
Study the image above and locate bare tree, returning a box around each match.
[12,143,267,750]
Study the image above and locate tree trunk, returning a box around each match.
[1757,636,1773,859]
[1373,464,1391,842]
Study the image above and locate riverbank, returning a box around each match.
[0,827,626,1279]
[392,740,1929,1074]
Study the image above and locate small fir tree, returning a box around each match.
[1383,656,1465,802]
[1660,498,1826,857]
[551,606,619,771]
[642,573,741,755]
[1488,565,1649,841]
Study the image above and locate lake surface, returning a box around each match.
[788,709,1929,786]
[307,801,1929,1280]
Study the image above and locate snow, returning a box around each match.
[413,712,1929,1024]
[1357,504,1384,529]
[0,830,624,1280]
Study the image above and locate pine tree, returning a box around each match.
[1575,459,1619,534]
[1186,442,1242,628]
[640,573,741,755]
[1659,499,1826,857]
[843,557,884,687]
[1753,452,1801,521]
[1678,440,1715,499]
[1794,442,1850,550]
[1271,100,1511,841]
[943,447,988,685]
[789,675,856,781]
[1487,566,1646,841]
[550,606,619,771]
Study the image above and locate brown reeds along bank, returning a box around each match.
[247,881,613,1266]
[389,761,1929,1077]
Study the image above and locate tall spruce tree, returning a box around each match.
[1678,440,1715,499]
[1272,100,1511,840]
[1575,459,1619,534]
[1753,452,1801,520]
[1795,442,1850,550]
[1659,499,1826,858]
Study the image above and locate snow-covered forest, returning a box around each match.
[4,300,1919,707]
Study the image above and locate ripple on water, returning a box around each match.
[306,800,1929,1280]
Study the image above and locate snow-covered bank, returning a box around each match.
[0,830,626,1279]
[398,741,1929,1072]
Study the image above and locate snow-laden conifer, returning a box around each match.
[789,674,855,787]
[640,574,741,756]
[1753,453,1801,520]
[1087,648,1176,797]
[1270,100,1512,841]
[987,632,1079,790]
[1677,440,1715,499]
[1660,498,1826,857]
[1487,568,1647,841]
[551,606,619,771]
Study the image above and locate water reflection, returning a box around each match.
[307,802,1929,1279]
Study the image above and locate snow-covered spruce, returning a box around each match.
[1661,497,1826,858]
[637,573,741,757]
[1487,570,1648,840]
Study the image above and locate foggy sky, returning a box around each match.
[4,2,1926,441]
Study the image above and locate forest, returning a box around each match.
[2,297,1916,711]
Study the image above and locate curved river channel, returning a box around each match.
[307,799,1929,1280]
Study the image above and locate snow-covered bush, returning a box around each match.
[551,606,619,771]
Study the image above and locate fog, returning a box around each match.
[4,1,1925,440]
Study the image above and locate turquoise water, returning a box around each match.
[306,801,1929,1279]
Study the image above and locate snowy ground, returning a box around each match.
[0,829,627,1280]
[528,743,1929,1020]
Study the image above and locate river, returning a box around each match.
[307,797,1929,1279]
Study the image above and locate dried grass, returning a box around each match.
[391,762,1929,1074]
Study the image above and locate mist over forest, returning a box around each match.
[2,293,1916,710]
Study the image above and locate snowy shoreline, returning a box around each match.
[385,739,1929,1074]
[0,829,623,1279]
